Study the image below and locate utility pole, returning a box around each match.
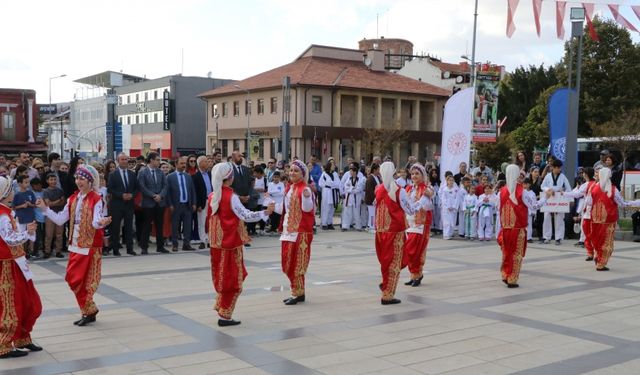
[281,76,291,162]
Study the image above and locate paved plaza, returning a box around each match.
[4,231,640,375]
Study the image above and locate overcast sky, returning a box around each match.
[3,0,639,104]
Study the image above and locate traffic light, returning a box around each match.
[63,130,68,138]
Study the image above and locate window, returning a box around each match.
[409,103,413,119]
[312,96,322,113]
[221,140,228,156]
[144,92,148,101]
[154,113,158,122]
[135,115,139,124]
[257,99,264,115]
[233,101,239,117]
[222,102,228,117]
[118,116,123,123]
[154,90,158,100]
[233,139,240,151]
[127,95,131,104]
[127,116,131,125]
[270,97,277,114]
[144,114,148,124]
[245,100,251,115]
[211,104,217,118]
[1,112,16,141]
[135,93,139,102]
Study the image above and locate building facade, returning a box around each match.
[116,75,233,158]
[0,89,47,156]
[200,45,450,165]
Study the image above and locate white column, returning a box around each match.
[27,99,34,142]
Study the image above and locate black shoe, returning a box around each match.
[156,248,170,253]
[43,253,51,259]
[379,283,384,291]
[199,243,206,249]
[507,283,519,288]
[527,239,533,243]
[327,225,335,230]
[596,267,610,271]
[555,240,561,246]
[141,249,148,255]
[502,279,508,285]
[245,243,251,247]
[73,316,84,325]
[404,280,414,286]
[322,226,328,230]
[284,295,305,305]
[76,313,97,326]
[381,298,401,305]
[127,250,137,256]
[55,252,64,258]
[585,256,594,261]
[172,245,179,252]
[0,349,29,358]
[218,319,241,327]
[411,276,423,287]
[113,249,122,256]
[17,343,42,352]
[182,245,195,251]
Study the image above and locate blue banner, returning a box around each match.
[547,88,571,163]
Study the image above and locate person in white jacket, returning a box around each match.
[476,185,496,241]
[457,177,471,237]
[461,183,478,240]
[440,175,460,240]
[540,159,572,245]
[318,163,340,230]
[341,165,365,231]
[522,178,537,242]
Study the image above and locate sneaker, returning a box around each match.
[543,240,550,244]
[555,240,561,246]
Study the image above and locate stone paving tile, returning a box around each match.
[407,354,486,374]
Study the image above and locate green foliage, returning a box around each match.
[508,85,557,153]
[498,64,558,133]
[474,135,514,171]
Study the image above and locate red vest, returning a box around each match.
[499,185,528,229]
[407,182,432,226]
[591,184,619,224]
[208,186,249,249]
[278,181,315,234]
[375,183,407,232]
[67,191,104,248]
[0,204,25,260]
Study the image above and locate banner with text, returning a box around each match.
[441,87,474,183]
[472,65,501,143]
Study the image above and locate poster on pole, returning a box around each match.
[472,65,502,143]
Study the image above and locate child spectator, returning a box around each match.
[476,184,495,241]
[266,171,285,233]
[43,173,66,258]
[13,175,37,258]
[31,177,46,257]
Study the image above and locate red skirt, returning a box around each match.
[65,248,101,316]
[281,233,312,297]
[211,247,247,319]
[376,231,404,301]
[592,222,615,269]
[582,219,594,257]
[498,228,527,284]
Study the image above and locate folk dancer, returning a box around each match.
[0,176,42,358]
[37,166,111,326]
[561,167,597,259]
[206,163,273,326]
[273,160,315,305]
[375,162,431,305]
[498,165,548,288]
[401,163,434,287]
[341,165,365,231]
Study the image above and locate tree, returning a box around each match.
[362,128,407,160]
[474,135,514,171]
[507,85,558,155]
[498,64,558,133]
[591,108,640,198]
[558,17,640,136]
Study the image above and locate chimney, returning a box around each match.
[364,49,385,72]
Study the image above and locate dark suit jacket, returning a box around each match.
[166,171,196,208]
[107,168,138,209]
[193,170,211,209]
[230,164,253,197]
[137,166,168,208]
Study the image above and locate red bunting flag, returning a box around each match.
[556,1,566,39]
[506,0,520,38]
[533,0,542,37]
[608,4,638,32]
[583,3,599,42]
[631,5,640,24]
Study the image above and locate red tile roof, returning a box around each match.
[199,56,450,98]
[430,61,469,74]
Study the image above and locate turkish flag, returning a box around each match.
[583,3,599,42]
[556,1,566,39]
[532,0,542,37]
[506,0,520,38]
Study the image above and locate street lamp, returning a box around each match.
[233,84,251,161]
[49,74,66,157]
[565,7,586,186]
[213,104,220,153]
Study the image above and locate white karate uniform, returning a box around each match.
[440,185,460,239]
[476,193,495,240]
[462,193,478,239]
[541,172,571,241]
[431,183,442,231]
[318,171,341,227]
[341,175,365,230]
[523,189,537,240]
[457,187,467,236]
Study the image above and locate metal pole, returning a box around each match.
[246,92,250,161]
[565,19,584,187]
[470,0,478,87]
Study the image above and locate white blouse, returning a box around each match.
[275,186,314,242]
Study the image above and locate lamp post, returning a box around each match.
[49,74,66,156]
[234,84,251,161]
[565,7,586,187]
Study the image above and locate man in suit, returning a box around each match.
[230,150,254,244]
[193,155,213,249]
[108,153,138,256]
[137,152,169,254]
[167,156,197,251]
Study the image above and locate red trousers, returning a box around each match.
[281,233,312,297]
[376,232,404,301]
[582,219,594,257]
[211,247,247,319]
[66,248,101,316]
[0,260,42,355]
[402,225,432,280]
[592,222,615,269]
[498,228,527,284]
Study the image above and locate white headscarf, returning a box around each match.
[599,167,613,198]
[380,161,399,202]
[506,164,520,204]
[210,162,234,215]
[0,176,12,201]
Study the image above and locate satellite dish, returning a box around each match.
[455,75,463,83]
[443,71,451,79]
[364,57,372,67]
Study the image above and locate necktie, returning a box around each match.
[237,165,242,177]
[122,169,128,190]
[153,169,157,184]
[179,173,187,202]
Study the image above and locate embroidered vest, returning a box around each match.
[375,183,407,233]
[590,184,618,224]
[278,181,315,234]
[0,204,25,260]
[208,186,249,249]
[407,183,431,226]
[68,191,103,248]
[499,185,528,229]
